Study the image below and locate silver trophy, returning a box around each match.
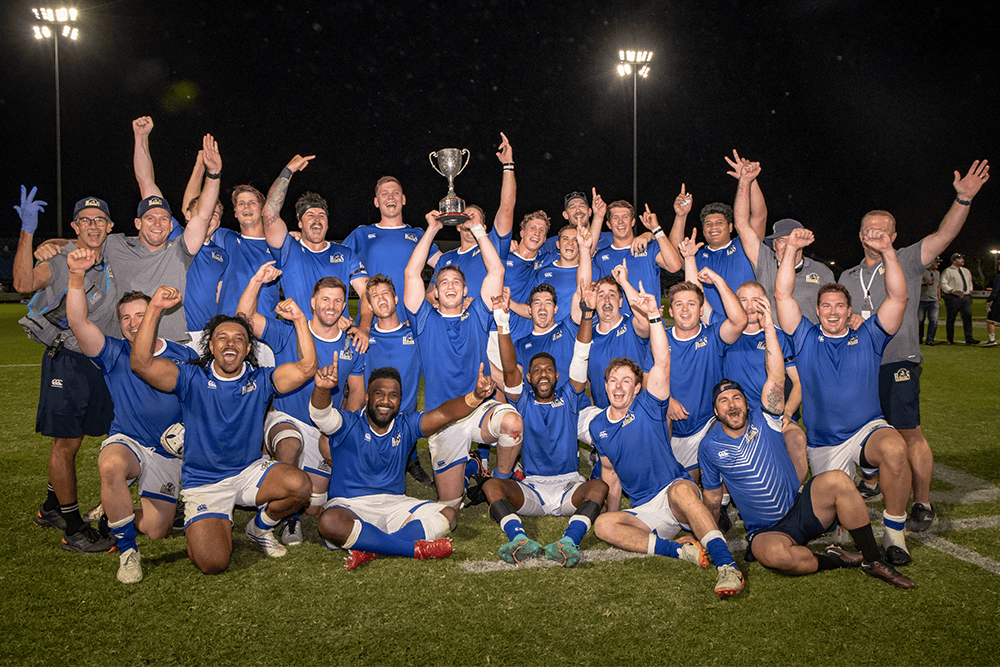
[429,148,471,225]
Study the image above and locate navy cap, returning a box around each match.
[137,195,172,218]
[712,379,746,406]
[951,253,963,262]
[563,191,588,210]
[764,218,803,249]
[73,197,110,219]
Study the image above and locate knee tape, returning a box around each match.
[268,426,302,456]
[418,511,451,540]
[342,519,363,550]
[309,492,328,507]
[440,496,464,510]
[487,404,518,439]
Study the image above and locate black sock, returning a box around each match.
[848,524,882,562]
[59,503,85,535]
[43,485,59,512]
[814,553,839,571]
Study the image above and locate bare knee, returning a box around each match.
[52,437,83,458]
[499,411,522,437]
[318,508,355,545]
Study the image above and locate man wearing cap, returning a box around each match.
[13,187,119,553]
[940,253,977,345]
[984,255,1000,347]
[838,159,989,532]
[918,257,942,345]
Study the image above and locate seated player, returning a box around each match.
[237,262,366,545]
[699,291,914,588]
[309,363,498,569]
[131,287,316,574]
[589,288,744,598]
[65,248,198,583]
[483,284,607,567]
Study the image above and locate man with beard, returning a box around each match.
[238,264,366,545]
[131,287,316,574]
[698,292,914,589]
[261,154,372,349]
[309,364,497,569]
[483,283,607,567]
[15,190,119,553]
[590,287,744,598]
[65,248,197,583]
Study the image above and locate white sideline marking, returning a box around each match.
[911,533,1000,576]
[460,547,650,572]
[931,463,1000,505]
[0,364,40,368]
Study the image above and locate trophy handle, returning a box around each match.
[458,149,471,175]
[429,151,445,178]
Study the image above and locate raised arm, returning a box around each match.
[571,282,596,393]
[571,226,596,323]
[182,150,206,215]
[756,297,785,416]
[668,184,693,249]
[13,185,51,293]
[588,188,606,251]
[492,288,523,396]
[271,299,318,394]
[132,116,161,199]
[181,134,221,255]
[611,261,649,338]
[697,267,747,344]
[420,363,497,435]
[65,249,106,357]
[493,133,515,238]
[130,287,181,392]
[309,361,344,436]
[472,215,505,305]
[631,287,669,400]
[262,154,315,249]
[920,160,990,265]
[678,228,712,324]
[236,261,283,337]
[725,149,767,240]
[775,228,812,333]
[404,212,443,314]
[640,204,682,273]
[866,229,908,334]
[732,159,763,267]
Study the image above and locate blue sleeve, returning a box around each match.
[491,227,512,262]
[342,229,360,254]
[173,363,197,401]
[407,299,433,335]
[779,330,795,367]
[168,216,184,241]
[699,442,723,491]
[93,336,121,373]
[867,315,893,354]
[259,317,294,356]
[346,247,367,281]
[271,233,294,268]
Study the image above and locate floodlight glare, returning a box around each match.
[639,65,650,78]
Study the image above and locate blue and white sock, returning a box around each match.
[883,511,908,551]
[702,529,735,568]
[647,533,682,558]
[500,515,526,541]
[344,519,417,558]
[109,514,138,553]
[252,509,280,532]
[392,520,426,542]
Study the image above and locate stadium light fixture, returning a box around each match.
[618,49,653,209]
[31,7,80,236]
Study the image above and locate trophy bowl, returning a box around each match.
[429,148,471,226]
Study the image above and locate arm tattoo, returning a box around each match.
[263,176,289,228]
[764,383,784,414]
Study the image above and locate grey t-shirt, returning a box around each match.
[103,234,196,342]
[919,268,940,302]
[753,240,835,325]
[839,240,924,365]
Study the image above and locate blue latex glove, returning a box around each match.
[14,185,47,235]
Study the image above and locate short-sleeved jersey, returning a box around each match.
[407,298,491,409]
[593,244,662,317]
[696,239,756,317]
[342,224,440,322]
[363,322,421,412]
[184,238,229,331]
[752,241,835,326]
[722,329,795,413]
[173,362,278,487]
[214,229,281,318]
[589,315,651,409]
[326,409,425,498]
[271,235,367,320]
[667,323,730,438]
[504,251,546,340]
[532,262,578,323]
[431,227,510,298]
[589,391,690,507]
[94,337,197,454]
[514,319,578,386]
[699,409,799,535]
[103,234,196,342]
[260,318,364,423]
[512,382,585,477]
[838,241,924,365]
[790,315,891,447]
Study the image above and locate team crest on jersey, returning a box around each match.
[106,265,115,278]
[460,312,470,322]
[330,253,345,263]
[473,249,481,257]
[341,347,355,360]
[878,265,885,275]
[242,379,258,395]
[756,340,767,350]
[534,261,543,270]
[550,396,565,408]
[633,248,648,257]
[616,326,627,337]
[211,252,224,262]
[403,333,415,345]
[806,272,820,284]
[405,233,418,243]
[598,430,608,440]
[847,336,859,346]
[552,330,563,341]
[727,245,737,256]
[623,412,635,426]
[894,368,911,382]
[391,432,402,448]
[207,380,217,389]
[160,482,176,496]
[695,336,708,349]
[744,423,760,446]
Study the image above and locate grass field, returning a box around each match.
[1,301,998,667]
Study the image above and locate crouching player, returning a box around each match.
[131,287,316,574]
[65,248,198,583]
[590,288,745,598]
[310,362,497,569]
[483,285,608,567]
[699,294,914,589]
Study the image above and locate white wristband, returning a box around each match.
[493,308,510,334]
[470,224,487,240]
[569,340,591,384]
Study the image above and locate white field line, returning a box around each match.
[0,364,41,368]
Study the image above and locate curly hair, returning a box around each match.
[193,313,260,368]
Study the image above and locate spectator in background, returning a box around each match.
[940,253,977,345]
[918,257,942,346]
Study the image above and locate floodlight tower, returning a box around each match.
[32,7,80,236]
[618,49,652,210]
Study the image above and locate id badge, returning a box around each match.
[861,310,871,320]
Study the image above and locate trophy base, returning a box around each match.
[438,212,471,226]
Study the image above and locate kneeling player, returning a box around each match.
[699,293,913,588]
[310,363,497,569]
[483,285,607,567]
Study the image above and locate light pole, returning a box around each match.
[32,7,79,237]
[618,49,652,209]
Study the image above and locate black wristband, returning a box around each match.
[205,172,221,180]
[280,167,293,179]
[647,316,662,324]
[955,197,972,206]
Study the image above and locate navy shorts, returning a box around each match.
[878,360,921,430]
[745,476,836,563]
[36,348,114,439]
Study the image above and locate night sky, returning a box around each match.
[2,0,997,278]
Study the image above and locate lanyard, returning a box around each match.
[859,262,883,315]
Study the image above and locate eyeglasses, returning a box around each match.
[564,192,588,207]
[75,216,109,227]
